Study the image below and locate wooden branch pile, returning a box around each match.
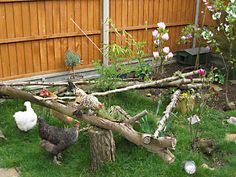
[0,70,207,164]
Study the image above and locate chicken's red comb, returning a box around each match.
[98,103,103,109]
[75,121,80,127]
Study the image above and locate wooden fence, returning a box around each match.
[0,0,196,80]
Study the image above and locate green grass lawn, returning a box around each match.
[0,91,236,177]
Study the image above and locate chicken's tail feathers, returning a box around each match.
[38,116,46,124]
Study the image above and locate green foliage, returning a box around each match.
[213,69,225,85]
[65,50,80,68]
[94,20,151,91]
[133,62,152,81]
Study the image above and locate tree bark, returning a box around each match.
[154,89,181,138]
[88,127,116,171]
[0,86,176,163]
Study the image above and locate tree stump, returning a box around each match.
[88,127,116,171]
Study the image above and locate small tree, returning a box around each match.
[152,22,174,74]
[65,50,80,79]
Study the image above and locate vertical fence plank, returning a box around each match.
[30,1,41,73]
[13,2,26,75]
[0,48,2,78]
[67,0,75,52]
[81,0,89,66]
[88,0,94,64]
[74,0,81,68]
[93,0,101,63]
[22,2,33,74]
[45,0,55,70]
[38,1,48,71]
[5,3,18,76]
[52,0,62,69]
[0,5,9,77]
[60,0,68,68]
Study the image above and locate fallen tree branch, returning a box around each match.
[92,71,198,96]
[153,89,181,138]
[0,86,176,163]
[0,80,95,87]
[124,110,148,125]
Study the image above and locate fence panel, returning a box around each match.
[0,0,102,80]
[0,0,197,80]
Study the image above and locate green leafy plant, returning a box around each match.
[65,50,80,79]
[180,0,236,103]
[94,43,132,91]
[213,69,225,84]
[95,20,151,91]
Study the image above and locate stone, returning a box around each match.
[201,163,215,170]
[0,168,20,177]
[0,130,7,140]
[225,134,236,143]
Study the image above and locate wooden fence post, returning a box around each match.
[102,0,109,66]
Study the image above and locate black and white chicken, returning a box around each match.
[38,117,80,165]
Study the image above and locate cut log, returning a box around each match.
[88,127,116,171]
[154,90,181,138]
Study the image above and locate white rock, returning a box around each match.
[227,117,236,125]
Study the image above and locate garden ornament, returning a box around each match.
[183,161,196,175]
[188,115,201,125]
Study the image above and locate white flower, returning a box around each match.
[231,0,235,3]
[207,5,214,12]
[201,30,213,40]
[167,52,173,58]
[224,24,230,32]
[163,47,170,54]
[212,12,221,20]
[217,26,221,31]
[153,51,159,59]
[181,36,187,40]
[203,0,208,5]
[154,40,160,45]
[157,22,166,29]
[152,30,159,37]
[162,33,169,40]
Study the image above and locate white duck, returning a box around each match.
[13,101,37,132]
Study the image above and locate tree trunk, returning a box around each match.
[88,127,115,171]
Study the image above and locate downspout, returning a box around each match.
[102,0,109,66]
[192,0,200,48]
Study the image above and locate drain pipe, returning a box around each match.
[102,0,109,66]
[192,0,200,48]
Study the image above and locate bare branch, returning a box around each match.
[124,110,148,125]
[92,71,198,96]
[153,89,181,138]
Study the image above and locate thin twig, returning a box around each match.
[71,18,103,55]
